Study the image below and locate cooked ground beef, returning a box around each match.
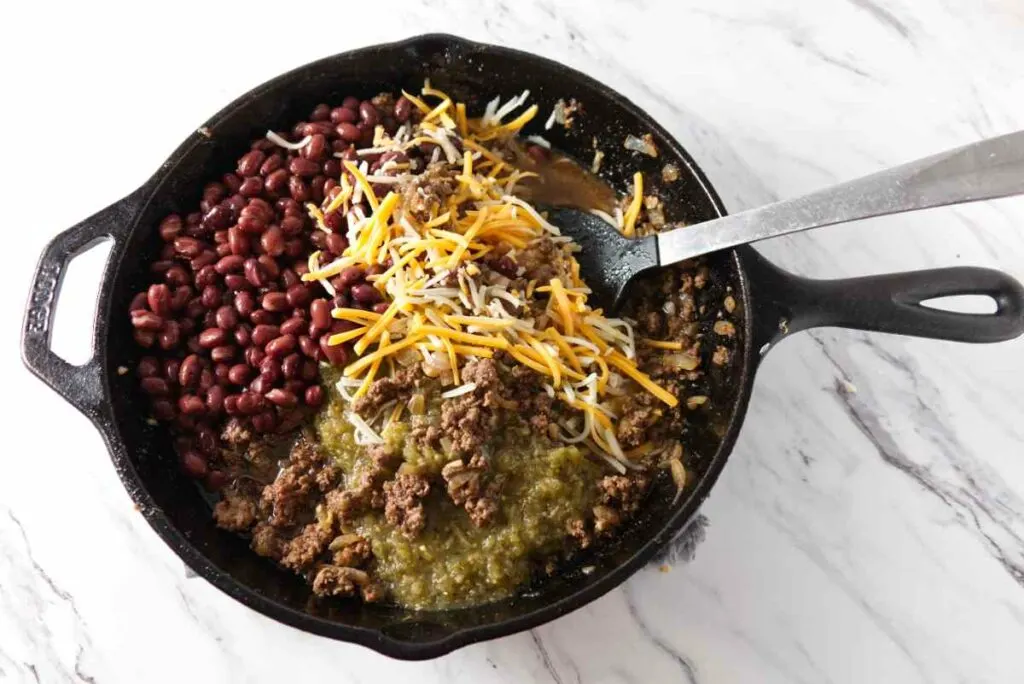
[312,565,372,598]
[597,474,650,518]
[326,444,398,522]
[504,365,553,433]
[351,367,420,418]
[212,481,260,532]
[262,437,337,528]
[280,522,331,572]
[515,236,559,283]
[615,393,661,450]
[441,456,503,527]
[400,163,457,221]
[383,473,431,538]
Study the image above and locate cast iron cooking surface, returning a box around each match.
[99,35,755,657]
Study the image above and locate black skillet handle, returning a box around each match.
[744,248,1024,353]
[21,190,142,421]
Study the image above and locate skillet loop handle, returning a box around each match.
[21,192,140,419]
[747,250,1024,351]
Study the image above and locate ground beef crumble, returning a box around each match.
[383,473,431,538]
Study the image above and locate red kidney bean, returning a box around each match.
[311,104,331,121]
[303,133,327,161]
[284,379,306,396]
[223,173,243,194]
[200,284,221,309]
[159,215,183,241]
[280,215,304,236]
[206,385,226,414]
[234,290,256,317]
[340,95,359,110]
[265,168,289,194]
[304,385,324,408]
[173,236,200,258]
[250,372,274,395]
[337,266,363,286]
[325,233,348,256]
[198,328,226,349]
[131,310,163,331]
[237,392,260,415]
[214,362,231,384]
[129,292,149,313]
[279,317,305,336]
[226,274,253,292]
[227,363,252,385]
[262,292,289,312]
[194,424,218,455]
[331,106,357,124]
[224,394,241,415]
[245,345,264,368]
[358,101,379,127]
[233,324,252,347]
[266,388,298,409]
[285,284,311,308]
[300,359,318,382]
[140,377,169,396]
[251,324,280,346]
[166,266,191,287]
[300,121,335,137]
[288,175,310,203]
[393,96,412,123]
[191,251,217,271]
[202,204,232,231]
[336,122,361,142]
[171,287,192,312]
[150,260,174,275]
[239,176,263,197]
[237,150,265,177]
[147,284,171,317]
[243,259,265,288]
[310,231,328,251]
[372,302,390,314]
[228,227,250,256]
[158,321,181,349]
[309,299,331,331]
[260,225,284,256]
[178,354,201,387]
[284,239,304,258]
[280,269,299,289]
[259,153,284,176]
[238,214,266,235]
[288,157,319,177]
[137,356,160,377]
[252,411,277,433]
[281,353,302,379]
[249,309,275,325]
[257,255,280,279]
[259,354,282,379]
[180,450,208,478]
[211,345,235,363]
[134,329,156,348]
[178,394,205,416]
[298,335,318,358]
[320,336,347,365]
[215,305,239,330]
[350,283,382,305]
[215,255,244,274]
[265,334,296,357]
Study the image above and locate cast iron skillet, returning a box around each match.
[21,35,1024,659]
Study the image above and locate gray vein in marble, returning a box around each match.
[529,632,564,684]
[811,333,1024,590]
[622,586,699,683]
[786,36,873,79]
[847,0,912,40]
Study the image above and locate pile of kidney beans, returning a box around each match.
[129,94,414,488]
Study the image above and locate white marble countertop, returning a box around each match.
[5,0,1024,681]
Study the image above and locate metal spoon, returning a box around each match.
[547,130,1024,309]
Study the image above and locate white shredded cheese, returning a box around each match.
[266,131,311,150]
[441,382,478,399]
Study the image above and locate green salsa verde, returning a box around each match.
[315,382,603,610]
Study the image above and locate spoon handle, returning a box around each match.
[656,130,1024,265]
